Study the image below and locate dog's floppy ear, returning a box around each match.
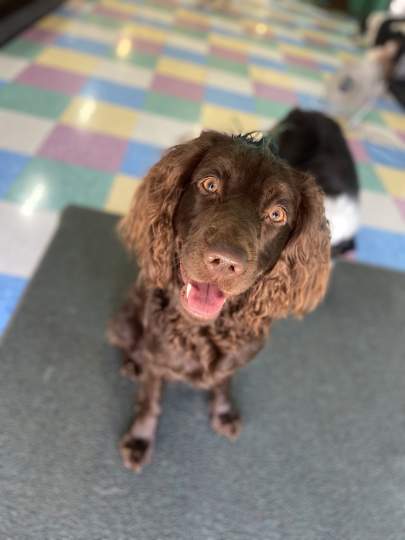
[119,131,219,288]
[248,170,331,326]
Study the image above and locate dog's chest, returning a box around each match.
[145,304,257,388]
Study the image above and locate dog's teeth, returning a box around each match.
[186,283,192,299]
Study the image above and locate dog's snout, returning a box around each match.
[205,247,247,278]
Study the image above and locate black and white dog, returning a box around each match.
[271,108,360,256]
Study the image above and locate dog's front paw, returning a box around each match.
[120,358,142,381]
[120,433,152,472]
[211,410,242,441]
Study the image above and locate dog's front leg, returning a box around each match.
[209,378,241,441]
[120,372,163,472]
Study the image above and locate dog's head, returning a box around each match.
[120,131,330,325]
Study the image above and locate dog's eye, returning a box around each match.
[200,177,220,194]
[266,205,287,225]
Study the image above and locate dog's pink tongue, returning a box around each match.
[187,282,225,318]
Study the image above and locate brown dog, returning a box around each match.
[109,131,331,472]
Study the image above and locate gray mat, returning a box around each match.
[1,206,405,540]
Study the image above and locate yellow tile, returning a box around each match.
[210,35,248,53]
[122,23,166,43]
[375,165,405,197]
[178,9,209,25]
[36,47,100,75]
[105,175,142,215]
[380,111,405,132]
[279,43,314,60]
[37,15,70,32]
[101,0,137,14]
[250,65,292,89]
[61,97,137,139]
[157,57,206,83]
[201,104,259,133]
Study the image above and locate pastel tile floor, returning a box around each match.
[0,0,404,335]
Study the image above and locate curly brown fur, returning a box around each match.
[109,130,331,472]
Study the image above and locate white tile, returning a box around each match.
[93,59,152,89]
[360,191,405,234]
[0,54,29,80]
[132,112,197,148]
[64,20,117,44]
[0,201,59,278]
[248,44,282,62]
[289,75,323,96]
[207,68,253,96]
[136,6,174,24]
[166,34,208,55]
[0,110,54,154]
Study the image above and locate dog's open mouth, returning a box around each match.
[180,280,226,320]
[179,265,226,320]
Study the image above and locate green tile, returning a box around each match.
[254,38,279,51]
[84,13,122,29]
[144,91,201,122]
[286,64,323,81]
[129,52,158,69]
[5,157,114,211]
[0,83,70,120]
[173,26,208,40]
[2,39,43,59]
[365,110,385,126]
[208,55,248,77]
[255,98,290,120]
[357,163,385,193]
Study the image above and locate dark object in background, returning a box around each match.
[0,0,65,45]
[374,16,405,106]
[272,108,360,256]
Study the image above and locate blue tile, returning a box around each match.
[356,227,405,272]
[135,16,170,29]
[81,78,146,110]
[363,141,405,168]
[250,55,285,71]
[56,35,110,57]
[319,62,337,73]
[121,140,163,177]
[205,86,255,113]
[276,34,304,46]
[0,149,29,197]
[164,45,206,65]
[55,6,78,18]
[297,92,326,111]
[0,274,27,334]
[376,97,403,113]
[211,25,242,38]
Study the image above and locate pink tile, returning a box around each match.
[152,73,203,101]
[176,19,209,32]
[348,139,369,163]
[396,131,405,145]
[133,38,162,56]
[395,198,405,220]
[38,125,128,172]
[95,5,130,21]
[254,82,297,104]
[285,53,317,70]
[22,27,58,45]
[211,45,246,63]
[16,65,86,96]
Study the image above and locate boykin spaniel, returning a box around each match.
[109,130,331,472]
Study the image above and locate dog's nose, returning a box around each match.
[205,247,247,278]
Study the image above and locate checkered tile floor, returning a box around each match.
[0,0,404,335]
